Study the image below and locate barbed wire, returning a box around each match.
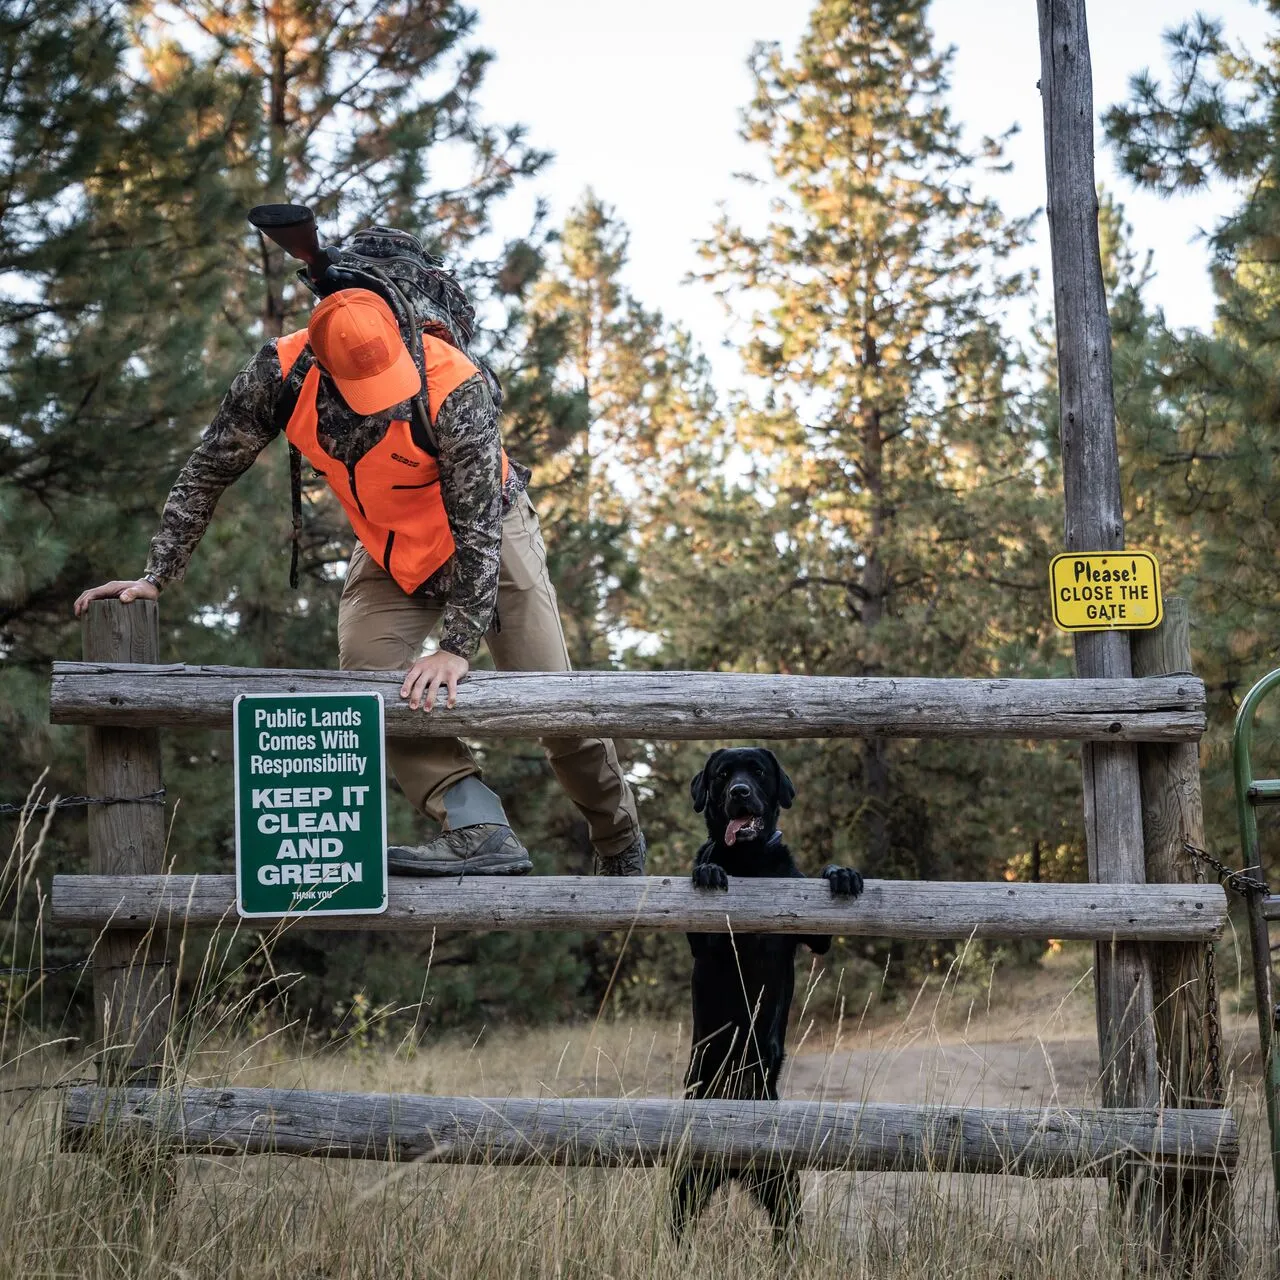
[0,960,92,979]
[0,789,166,817]
[0,1080,96,1096]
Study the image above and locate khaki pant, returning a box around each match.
[337,491,640,857]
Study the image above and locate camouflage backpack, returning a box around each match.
[328,225,503,409]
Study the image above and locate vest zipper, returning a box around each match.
[382,530,396,575]
[346,462,367,518]
[390,479,441,490]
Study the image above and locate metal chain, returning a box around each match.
[1182,840,1270,897]
[0,789,166,817]
[1181,841,1269,1103]
[1203,939,1225,1102]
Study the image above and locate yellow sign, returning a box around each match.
[1049,551,1163,632]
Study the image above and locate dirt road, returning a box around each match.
[785,1035,1102,1107]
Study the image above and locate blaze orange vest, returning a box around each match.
[276,328,509,595]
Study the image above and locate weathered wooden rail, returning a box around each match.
[51,874,1227,942]
[49,662,1206,742]
[65,1087,1239,1177]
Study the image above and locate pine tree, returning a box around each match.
[0,0,263,1010]
[518,193,636,668]
[130,0,547,334]
[483,194,724,1005]
[0,0,256,778]
[515,192,718,670]
[0,1,568,1028]
[1105,13,1280,849]
[687,0,1065,886]
[123,0,549,655]
[125,2,565,1027]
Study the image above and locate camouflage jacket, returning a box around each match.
[145,341,528,659]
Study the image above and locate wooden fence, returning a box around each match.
[48,596,1235,1264]
[22,0,1241,1264]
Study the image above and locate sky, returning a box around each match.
[469,0,1275,387]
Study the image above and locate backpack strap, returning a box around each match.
[273,332,310,589]
[287,437,303,590]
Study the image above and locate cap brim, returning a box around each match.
[331,341,421,416]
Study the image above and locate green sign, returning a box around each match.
[234,692,387,918]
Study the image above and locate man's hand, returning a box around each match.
[401,650,470,711]
[74,579,159,617]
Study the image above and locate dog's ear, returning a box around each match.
[690,751,722,813]
[769,751,796,810]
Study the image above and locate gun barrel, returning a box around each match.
[247,204,323,269]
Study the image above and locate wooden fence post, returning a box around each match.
[1133,597,1234,1265]
[83,598,171,1083]
[1035,0,1162,1249]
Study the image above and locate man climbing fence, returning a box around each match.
[74,213,646,880]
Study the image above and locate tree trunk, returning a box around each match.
[859,346,892,876]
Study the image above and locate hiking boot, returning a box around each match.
[387,824,532,877]
[594,832,647,877]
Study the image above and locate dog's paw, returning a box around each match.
[822,864,864,898]
[692,862,729,891]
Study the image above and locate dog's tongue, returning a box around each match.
[725,817,751,846]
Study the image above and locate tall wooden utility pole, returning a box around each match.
[1036,0,1156,1114]
[1035,0,1161,1243]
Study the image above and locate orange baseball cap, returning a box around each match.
[308,288,421,415]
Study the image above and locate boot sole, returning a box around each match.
[386,847,533,878]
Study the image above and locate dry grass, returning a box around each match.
[2,794,1276,1278]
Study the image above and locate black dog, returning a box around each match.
[670,747,863,1248]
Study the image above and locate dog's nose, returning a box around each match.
[728,781,751,799]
